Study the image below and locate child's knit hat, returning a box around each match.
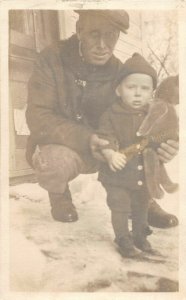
[117,53,157,89]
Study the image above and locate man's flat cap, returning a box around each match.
[74,10,129,33]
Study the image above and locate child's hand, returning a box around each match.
[109,152,127,172]
[101,149,127,172]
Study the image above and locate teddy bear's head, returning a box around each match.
[155,75,179,105]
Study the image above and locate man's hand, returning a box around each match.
[157,140,179,163]
[102,149,126,172]
[90,134,110,161]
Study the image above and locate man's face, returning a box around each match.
[77,15,120,65]
[116,74,153,109]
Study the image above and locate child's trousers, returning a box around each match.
[102,184,150,241]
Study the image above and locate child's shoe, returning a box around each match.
[116,236,142,258]
[134,237,152,252]
[133,236,162,256]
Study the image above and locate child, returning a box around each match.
[98,53,177,258]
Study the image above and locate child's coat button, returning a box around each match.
[137,165,143,170]
[137,180,143,186]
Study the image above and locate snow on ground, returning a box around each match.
[9,157,179,292]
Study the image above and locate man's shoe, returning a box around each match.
[51,202,78,222]
[49,191,78,223]
[116,236,142,258]
[148,199,178,228]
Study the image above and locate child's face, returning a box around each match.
[116,73,153,109]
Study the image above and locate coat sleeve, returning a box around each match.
[26,48,93,154]
[97,110,119,151]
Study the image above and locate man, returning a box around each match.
[26,10,178,227]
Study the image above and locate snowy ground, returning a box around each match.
[9,157,179,292]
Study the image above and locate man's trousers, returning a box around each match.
[32,144,98,193]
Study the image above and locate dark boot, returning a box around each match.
[133,236,152,252]
[131,193,154,253]
[148,199,178,228]
[133,235,161,255]
[111,211,142,258]
[116,236,142,258]
[48,187,78,222]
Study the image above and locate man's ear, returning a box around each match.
[115,86,121,97]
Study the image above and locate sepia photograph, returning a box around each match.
[1,1,186,297]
